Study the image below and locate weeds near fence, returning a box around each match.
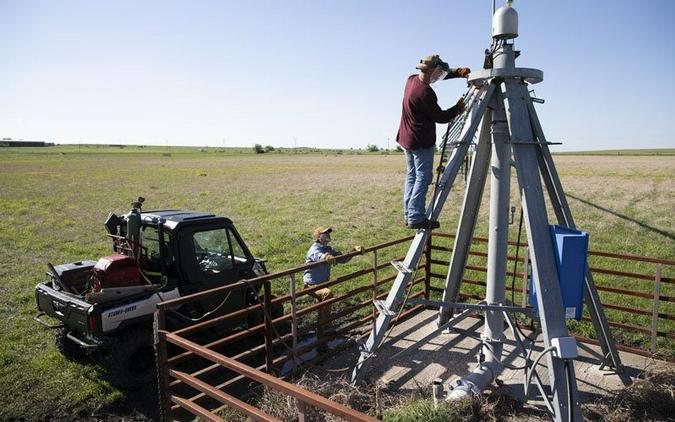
[257,372,374,421]
[584,367,675,422]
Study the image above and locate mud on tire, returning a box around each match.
[105,327,156,388]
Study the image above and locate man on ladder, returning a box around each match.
[396,54,470,229]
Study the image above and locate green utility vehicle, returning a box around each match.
[34,199,269,386]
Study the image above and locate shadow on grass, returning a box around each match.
[96,383,158,422]
[55,352,159,421]
[567,193,675,241]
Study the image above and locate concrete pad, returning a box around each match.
[321,309,673,409]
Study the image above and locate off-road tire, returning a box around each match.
[106,327,156,388]
[54,327,86,360]
[246,294,284,327]
[271,301,284,319]
[247,308,264,328]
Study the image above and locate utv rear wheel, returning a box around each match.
[247,295,285,328]
[106,328,155,388]
[55,327,86,360]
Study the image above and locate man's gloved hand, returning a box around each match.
[454,97,465,114]
[353,245,363,254]
[457,67,471,78]
[322,253,336,265]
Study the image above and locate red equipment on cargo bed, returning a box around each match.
[91,254,142,291]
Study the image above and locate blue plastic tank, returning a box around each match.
[528,225,588,320]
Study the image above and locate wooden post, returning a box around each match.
[424,234,432,301]
[263,281,275,373]
[521,248,529,309]
[289,274,299,366]
[154,307,172,422]
[651,263,662,353]
[372,250,378,326]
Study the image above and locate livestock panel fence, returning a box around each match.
[154,231,674,421]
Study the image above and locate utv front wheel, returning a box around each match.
[105,328,155,388]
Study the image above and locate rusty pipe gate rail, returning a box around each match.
[428,232,675,359]
[154,235,426,421]
[154,232,674,421]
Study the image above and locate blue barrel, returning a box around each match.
[529,225,588,320]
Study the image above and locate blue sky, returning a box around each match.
[1,0,674,151]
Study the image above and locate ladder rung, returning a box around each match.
[391,260,413,274]
[355,339,374,358]
[373,300,395,317]
[355,338,368,353]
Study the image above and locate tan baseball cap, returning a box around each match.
[312,226,333,240]
[415,54,449,72]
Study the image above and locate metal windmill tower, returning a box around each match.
[351,2,622,421]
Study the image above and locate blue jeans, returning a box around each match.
[403,146,435,224]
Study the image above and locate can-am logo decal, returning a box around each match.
[106,305,137,318]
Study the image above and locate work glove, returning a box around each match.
[353,245,363,254]
[322,253,336,265]
[457,67,471,78]
[452,97,465,115]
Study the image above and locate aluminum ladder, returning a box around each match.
[351,83,494,383]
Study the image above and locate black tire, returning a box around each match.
[246,294,284,328]
[105,328,156,388]
[247,308,264,328]
[54,327,86,360]
[271,302,284,319]
[269,298,290,336]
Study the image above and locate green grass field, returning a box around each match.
[0,146,673,420]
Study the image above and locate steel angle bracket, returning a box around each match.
[373,300,395,317]
[390,260,412,274]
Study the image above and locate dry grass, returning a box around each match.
[251,370,536,421]
[257,372,375,422]
[583,368,675,422]
[249,367,675,422]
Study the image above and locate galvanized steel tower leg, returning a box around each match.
[524,87,623,371]
[351,85,495,384]
[436,99,494,326]
[505,78,581,421]
[481,85,511,380]
[448,87,512,398]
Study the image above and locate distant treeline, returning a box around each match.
[0,141,55,147]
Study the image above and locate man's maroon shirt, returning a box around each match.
[396,72,462,151]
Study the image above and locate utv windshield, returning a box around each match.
[192,228,248,274]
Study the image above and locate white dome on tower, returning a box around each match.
[492,0,518,39]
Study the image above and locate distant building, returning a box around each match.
[0,139,54,147]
